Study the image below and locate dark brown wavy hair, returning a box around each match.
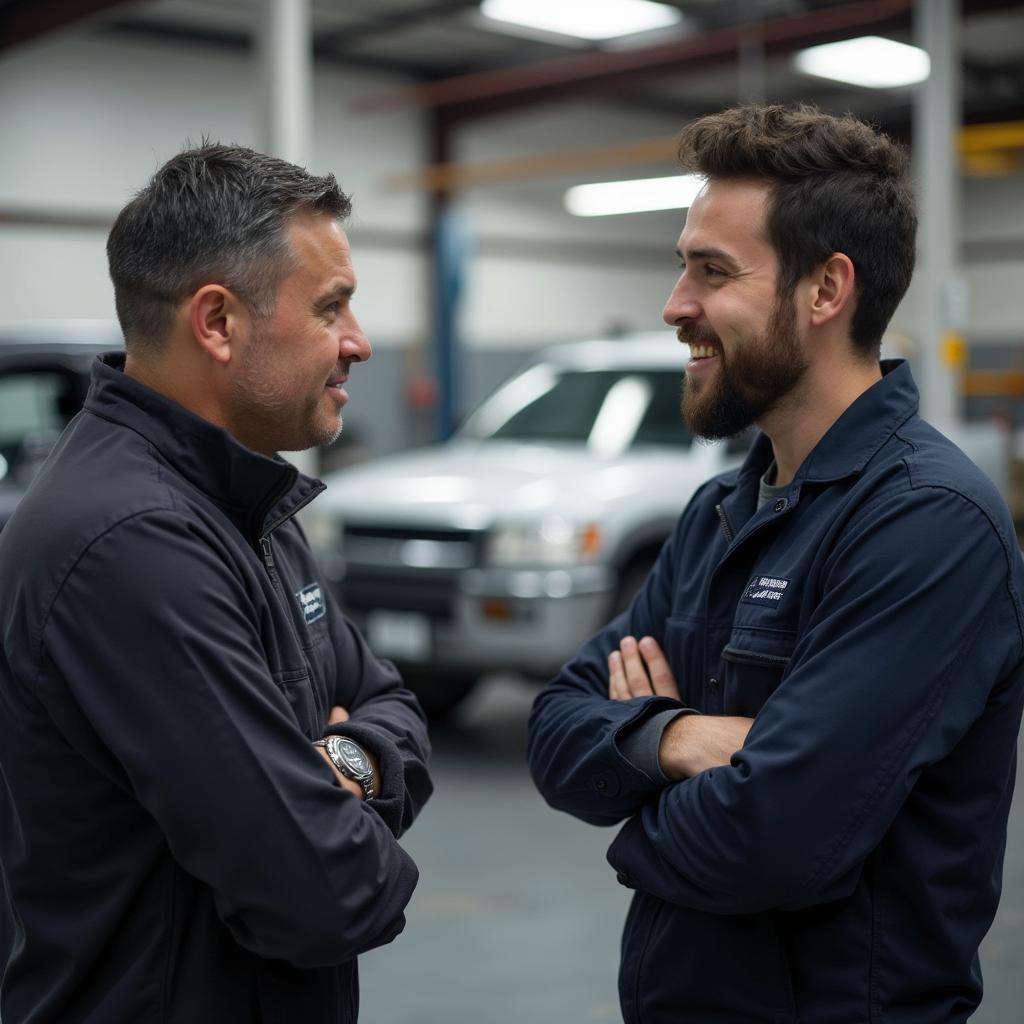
[677,104,916,356]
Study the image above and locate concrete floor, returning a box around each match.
[360,676,1024,1023]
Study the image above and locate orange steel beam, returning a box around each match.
[960,121,1024,153]
[351,0,913,116]
[383,120,1024,193]
[962,370,1024,399]
[383,136,679,192]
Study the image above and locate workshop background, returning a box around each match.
[2,1,1023,1021]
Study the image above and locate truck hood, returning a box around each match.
[315,439,723,530]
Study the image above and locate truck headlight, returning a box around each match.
[487,517,602,567]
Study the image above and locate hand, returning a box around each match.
[315,705,381,800]
[658,714,753,780]
[608,635,681,702]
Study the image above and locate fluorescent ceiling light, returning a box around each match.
[565,174,705,217]
[480,0,681,42]
[794,36,930,89]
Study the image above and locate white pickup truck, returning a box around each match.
[308,333,749,714]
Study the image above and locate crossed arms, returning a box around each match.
[607,634,751,780]
[527,485,1018,914]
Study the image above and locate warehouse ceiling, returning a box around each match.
[3,0,1023,124]
[2,0,1023,194]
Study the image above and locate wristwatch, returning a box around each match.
[313,735,376,800]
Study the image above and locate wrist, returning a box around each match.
[658,713,696,781]
[314,735,377,799]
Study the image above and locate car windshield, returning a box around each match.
[461,365,692,455]
[0,368,84,484]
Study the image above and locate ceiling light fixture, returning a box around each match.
[793,36,930,89]
[565,174,705,217]
[480,0,682,42]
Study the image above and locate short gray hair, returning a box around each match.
[107,143,351,348]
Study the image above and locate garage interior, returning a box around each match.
[2,1,1023,1021]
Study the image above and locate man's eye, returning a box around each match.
[705,266,724,278]
[323,302,340,315]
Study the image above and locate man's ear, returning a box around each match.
[188,285,249,365]
[809,252,856,329]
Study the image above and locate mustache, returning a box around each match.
[676,323,721,348]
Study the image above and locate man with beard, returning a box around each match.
[527,105,1024,1023]
[0,144,432,1023]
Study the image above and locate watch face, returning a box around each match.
[337,738,369,774]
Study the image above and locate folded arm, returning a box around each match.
[39,511,420,968]
[607,487,1023,915]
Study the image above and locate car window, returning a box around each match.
[0,371,75,441]
[633,371,690,447]
[0,369,83,478]
[482,368,692,450]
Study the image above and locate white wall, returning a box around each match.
[0,30,428,341]
[2,26,1022,363]
[0,30,680,351]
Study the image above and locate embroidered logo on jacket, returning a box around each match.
[742,575,790,606]
[296,583,326,626]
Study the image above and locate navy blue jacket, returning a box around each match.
[528,361,1024,1023]
[0,354,432,1023]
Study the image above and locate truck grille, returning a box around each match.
[338,524,485,620]
[343,524,482,570]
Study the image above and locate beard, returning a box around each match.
[679,291,808,440]
[229,320,344,455]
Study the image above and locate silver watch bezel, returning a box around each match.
[321,735,376,800]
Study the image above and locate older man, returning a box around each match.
[0,144,432,1023]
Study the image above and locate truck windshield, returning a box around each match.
[465,367,692,453]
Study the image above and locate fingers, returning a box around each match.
[608,636,682,702]
[637,636,681,701]
[328,705,350,725]
[608,650,630,700]
[609,636,654,699]
[620,636,653,696]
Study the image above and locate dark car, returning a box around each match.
[0,321,123,532]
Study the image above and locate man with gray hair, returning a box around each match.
[0,144,432,1023]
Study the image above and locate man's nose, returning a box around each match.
[663,274,701,327]
[341,315,372,363]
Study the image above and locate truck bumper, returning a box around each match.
[341,563,615,678]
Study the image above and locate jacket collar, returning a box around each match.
[728,358,919,491]
[798,359,919,483]
[85,352,324,540]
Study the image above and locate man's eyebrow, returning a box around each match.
[315,282,356,305]
[676,246,740,267]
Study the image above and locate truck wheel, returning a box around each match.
[399,668,478,719]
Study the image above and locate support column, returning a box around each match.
[913,0,963,426]
[430,109,465,441]
[259,0,312,166]
[258,0,316,471]
[736,0,766,105]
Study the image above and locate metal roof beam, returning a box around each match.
[0,0,133,51]
[350,0,916,119]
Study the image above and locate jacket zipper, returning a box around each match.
[721,645,791,668]
[257,481,328,728]
[255,479,326,574]
[259,536,277,579]
[715,503,734,543]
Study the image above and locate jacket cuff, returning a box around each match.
[324,721,405,837]
[617,707,693,782]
